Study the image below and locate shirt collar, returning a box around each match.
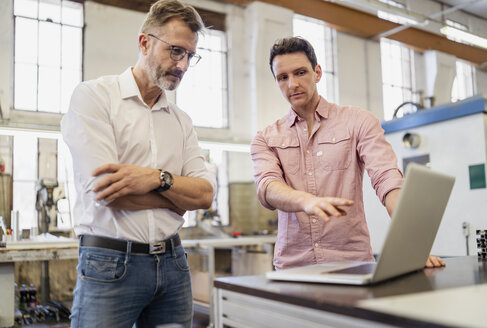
[119,67,169,112]
[286,109,299,127]
[316,96,330,119]
[285,96,329,127]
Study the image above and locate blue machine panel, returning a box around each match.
[382,95,486,134]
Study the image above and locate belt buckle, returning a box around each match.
[149,241,166,254]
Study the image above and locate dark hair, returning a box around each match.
[269,37,317,77]
[140,0,204,34]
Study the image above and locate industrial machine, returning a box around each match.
[35,179,66,234]
[363,95,487,257]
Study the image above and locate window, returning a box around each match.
[377,0,419,26]
[444,19,467,32]
[0,128,76,232]
[293,14,338,103]
[182,146,229,228]
[176,29,228,128]
[13,134,37,229]
[380,38,419,120]
[452,60,476,103]
[444,20,477,103]
[14,0,83,113]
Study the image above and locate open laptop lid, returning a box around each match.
[371,163,455,283]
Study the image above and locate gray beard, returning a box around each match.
[147,60,180,91]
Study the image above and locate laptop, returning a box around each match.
[266,163,455,285]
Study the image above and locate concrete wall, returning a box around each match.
[83,2,144,80]
[477,69,487,98]
[0,0,13,120]
[336,32,384,118]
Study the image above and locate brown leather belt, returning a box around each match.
[80,234,181,254]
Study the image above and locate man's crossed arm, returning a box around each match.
[91,163,213,212]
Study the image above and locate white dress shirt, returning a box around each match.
[61,67,216,243]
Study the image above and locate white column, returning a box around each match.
[0,0,13,119]
[337,32,384,118]
[0,263,14,327]
[424,50,456,107]
[246,1,293,136]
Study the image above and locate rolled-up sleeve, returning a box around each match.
[250,131,286,210]
[179,115,217,197]
[356,110,403,204]
[61,83,119,202]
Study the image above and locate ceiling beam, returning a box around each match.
[89,0,151,12]
[389,28,487,66]
[88,0,226,30]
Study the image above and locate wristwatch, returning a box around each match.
[154,170,173,192]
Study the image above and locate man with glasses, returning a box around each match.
[61,1,214,327]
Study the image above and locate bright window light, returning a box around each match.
[377,10,418,25]
[293,14,338,103]
[182,147,229,228]
[14,0,83,113]
[176,29,228,128]
[380,38,420,120]
[452,60,476,103]
[445,19,468,31]
[440,26,487,50]
[0,128,76,231]
[376,0,424,25]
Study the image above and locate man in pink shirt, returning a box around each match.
[251,37,445,270]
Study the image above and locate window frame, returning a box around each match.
[175,27,229,129]
[13,0,84,114]
[451,59,477,103]
[380,38,420,120]
[174,7,229,129]
[293,14,338,104]
[0,127,76,231]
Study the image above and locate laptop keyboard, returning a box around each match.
[325,263,376,275]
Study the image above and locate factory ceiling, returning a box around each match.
[87,0,487,69]
[436,0,487,20]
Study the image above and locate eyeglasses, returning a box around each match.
[147,33,202,67]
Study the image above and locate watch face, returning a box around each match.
[163,171,173,188]
[159,171,166,188]
[154,171,173,192]
[157,171,172,192]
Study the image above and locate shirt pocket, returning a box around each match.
[317,132,352,171]
[268,136,300,175]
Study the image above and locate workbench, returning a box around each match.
[0,239,79,327]
[182,235,276,327]
[0,235,276,328]
[214,256,487,328]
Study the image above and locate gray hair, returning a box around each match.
[139,0,204,34]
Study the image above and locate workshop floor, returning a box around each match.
[192,309,210,328]
[20,309,209,328]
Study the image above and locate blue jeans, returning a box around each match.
[70,242,193,328]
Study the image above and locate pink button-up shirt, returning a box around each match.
[251,97,403,270]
